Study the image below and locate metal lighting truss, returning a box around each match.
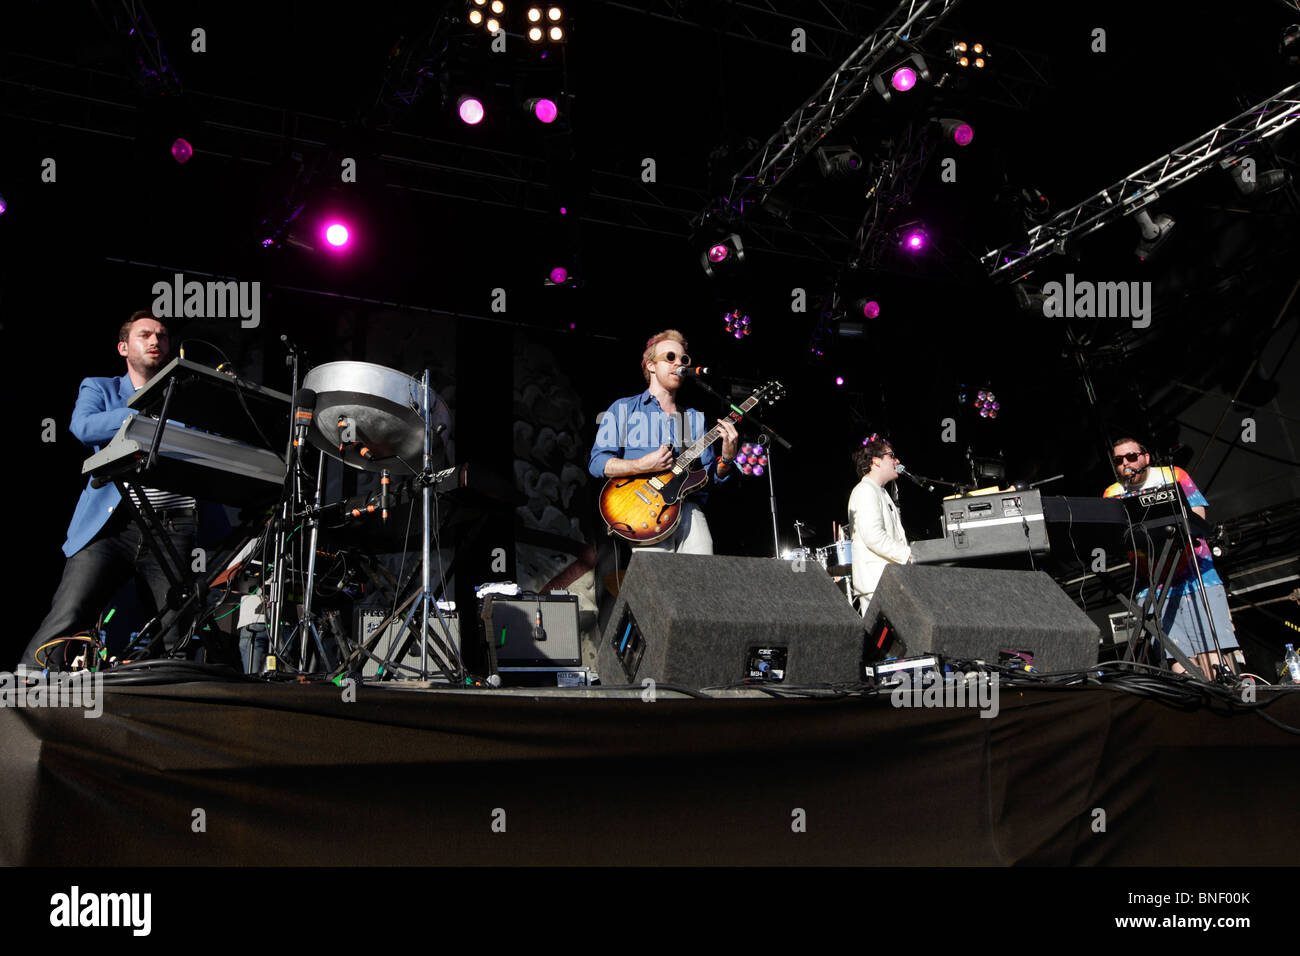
[852,118,935,266]
[981,78,1300,282]
[89,0,181,95]
[708,0,963,221]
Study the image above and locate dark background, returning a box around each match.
[3,1,1299,665]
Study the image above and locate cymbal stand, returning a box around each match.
[264,341,304,670]
[283,448,332,672]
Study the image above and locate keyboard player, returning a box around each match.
[1103,437,1240,679]
[17,311,222,670]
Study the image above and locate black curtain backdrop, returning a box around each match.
[3,682,1298,866]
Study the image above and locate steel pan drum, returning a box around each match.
[303,361,425,474]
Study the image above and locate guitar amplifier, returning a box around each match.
[914,489,1049,563]
[489,592,582,667]
[356,606,460,678]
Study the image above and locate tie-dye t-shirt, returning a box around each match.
[1103,465,1221,590]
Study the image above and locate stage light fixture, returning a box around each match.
[0,194,7,215]
[469,8,483,24]
[549,26,563,40]
[1133,208,1175,260]
[1281,23,1300,66]
[974,57,985,68]
[528,6,542,20]
[700,233,745,277]
[170,137,194,163]
[548,6,562,20]
[525,97,558,123]
[457,95,486,125]
[898,224,928,253]
[549,266,568,284]
[724,308,752,338]
[1012,284,1048,313]
[815,145,863,179]
[324,223,350,248]
[738,442,767,476]
[490,0,504,12]
[937,118,974,146]
[853,298,880,319]
[529,26,542,40]
[973,388,999,419]
[835,376,845,386]
[1224,157,1291,196]
[871,53,929,103]
[487,17,501,33]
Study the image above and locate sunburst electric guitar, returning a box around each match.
[598,381,785,545]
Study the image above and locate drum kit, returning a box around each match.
[263,358,461,682]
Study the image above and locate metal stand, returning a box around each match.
[398,370,464,682]
[283,449,332,672]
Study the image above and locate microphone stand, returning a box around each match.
[681,372,793,557]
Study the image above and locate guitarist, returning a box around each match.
[588,330,738,553]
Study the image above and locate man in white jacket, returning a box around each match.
[847,437,912,615]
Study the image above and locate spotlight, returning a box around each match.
[549,26,563,41]
[469,9,483,24]
[170,137,193,163]
[472,0,486,5]
[525,97,558,123]
[952,41,989,68]
[700,233,745,277]
[937,118,974,147]
[457,95,485,125]
[973,388,999,419]
[738,442,767,476]
[528,7,542,21]
[871,54,929,103]
[324,223,350,248]
[490,0,504,12]
[853,297,880,319]
[724,308,752,338]
[529,26,542,41]
[974,57,985,68]
[548,266,568,284]
[899,224,928,253]
[0,194,7,215]
[486,17,501,33]
[1133,208,1175,260]
[1281,24,1300,66]
[815,145,863,179]
[1224,157,1291,196]
[835,376,845,386]
[548,6,562,20]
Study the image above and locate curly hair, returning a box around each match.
[853,436,892,477]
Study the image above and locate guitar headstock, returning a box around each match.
[754,380,786,406]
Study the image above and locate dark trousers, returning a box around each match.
[21,507,197,669]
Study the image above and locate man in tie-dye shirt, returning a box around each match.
[1103,437,1240,680]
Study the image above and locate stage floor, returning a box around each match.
[4,674,1299,866]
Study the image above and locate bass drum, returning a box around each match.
[303,361,426,474]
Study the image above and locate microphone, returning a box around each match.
[896,463,932,491]
[675,366,710,377]
[292,388,317,450]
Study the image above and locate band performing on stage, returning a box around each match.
[15,313,1255,689]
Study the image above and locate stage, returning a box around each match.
[4,672,1299,867]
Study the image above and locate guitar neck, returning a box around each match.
[672,395,758,471]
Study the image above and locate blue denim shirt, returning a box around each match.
[588,390,732,488]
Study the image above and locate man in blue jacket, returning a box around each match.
[19,311,200,670]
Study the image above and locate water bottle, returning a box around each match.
[1283,644,1300,685]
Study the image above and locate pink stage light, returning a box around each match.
[458,96,485,125]
[171,138,193,163]
[325,223,350,247]
[891,67,917,92]
[531,98,558,124]
[549,266,568,284]
[951,123,974,146]
[835,376,845,386]
[861,300,880,319]
[707,243,730,263]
